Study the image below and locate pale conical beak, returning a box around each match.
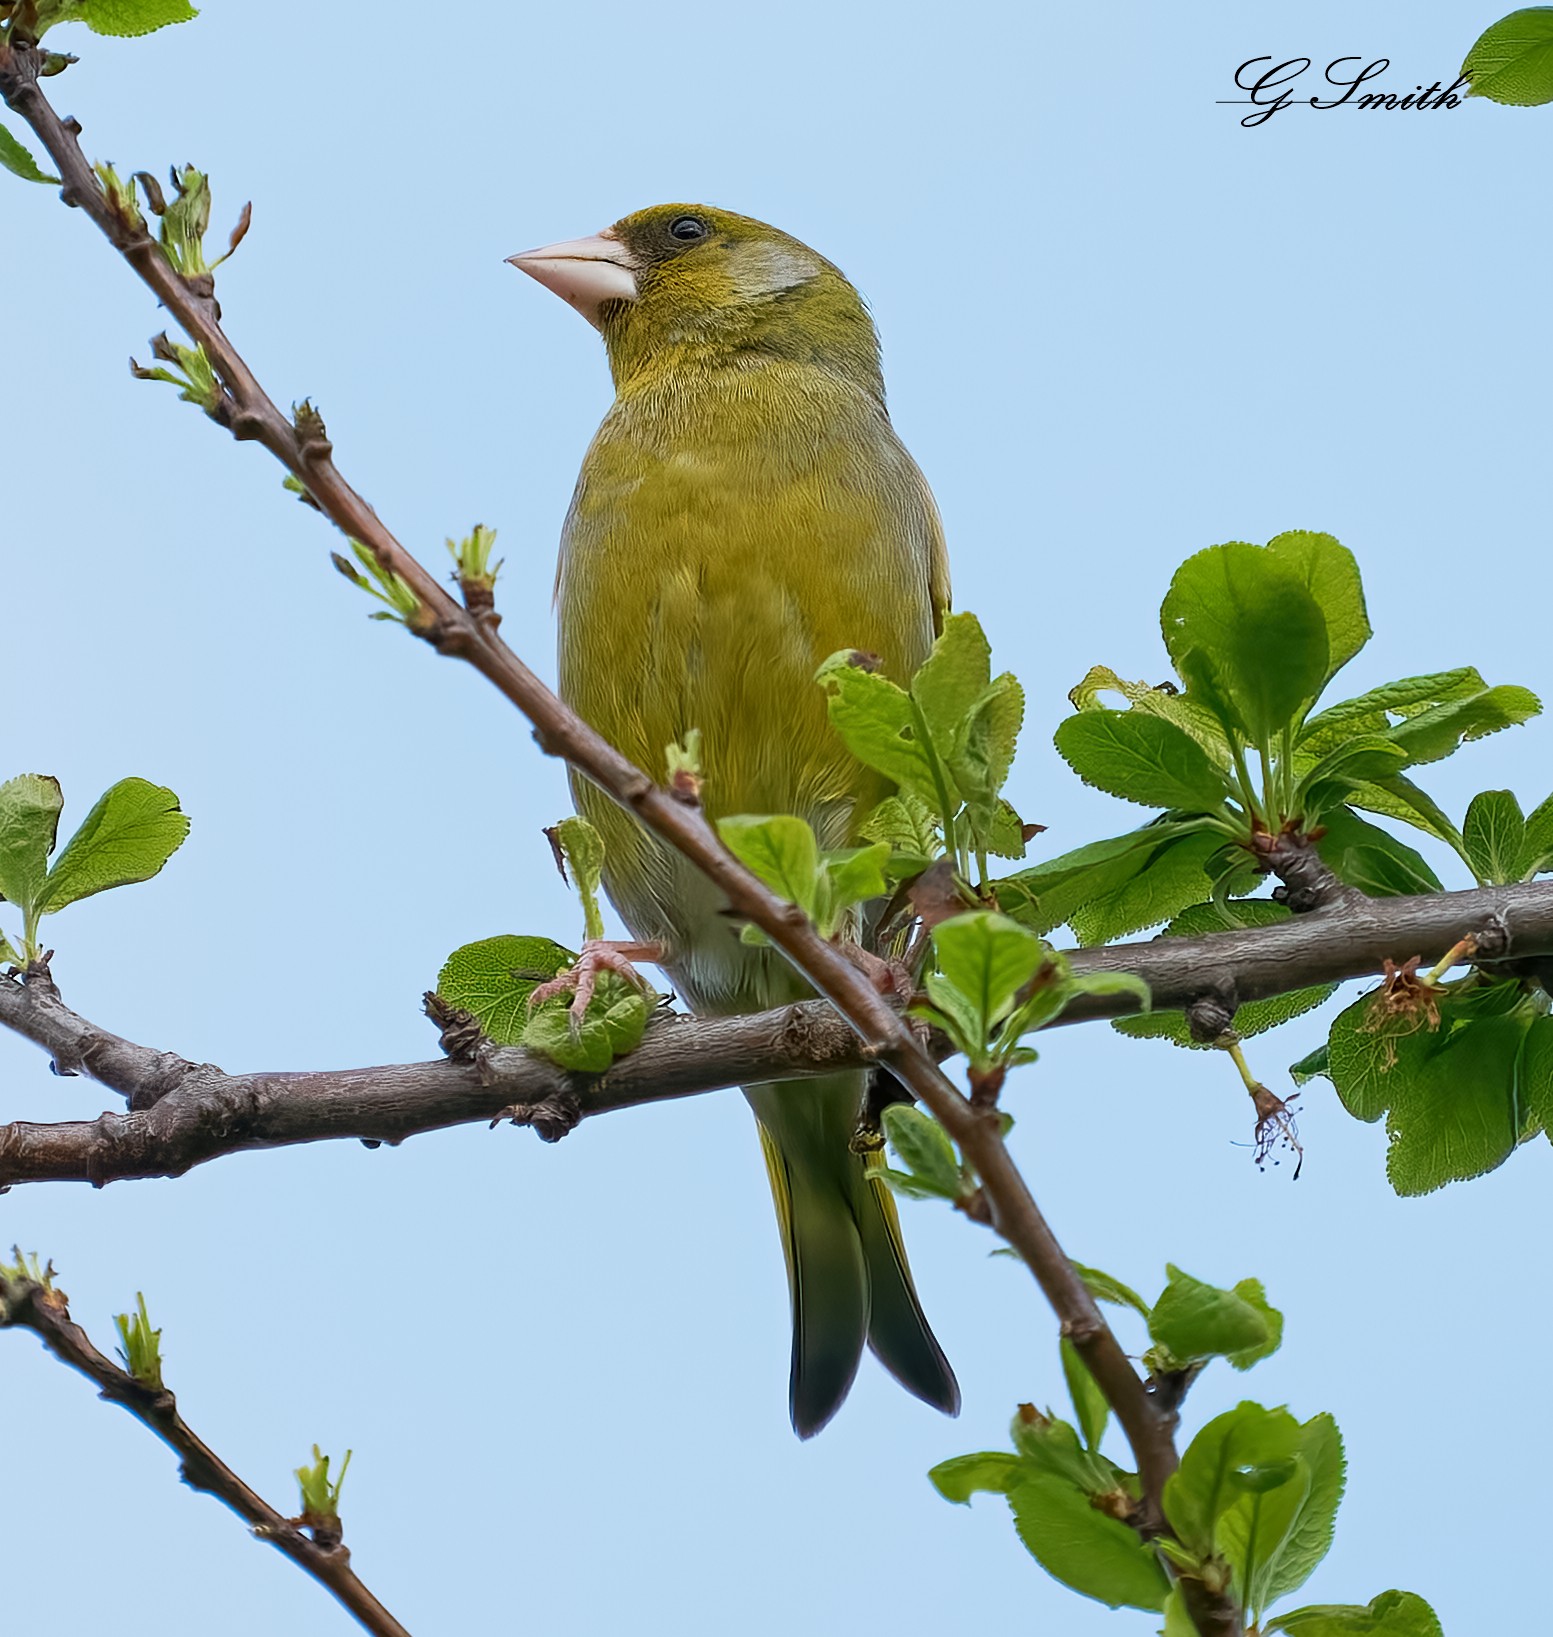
[506,230,639,329]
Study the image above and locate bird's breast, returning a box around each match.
[554,361,939,1008]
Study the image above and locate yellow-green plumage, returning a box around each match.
[539,203,957,1435]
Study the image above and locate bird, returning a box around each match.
[509,203,959,1436]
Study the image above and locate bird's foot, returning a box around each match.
[839,944,914,1006]
[528,939,665,1020]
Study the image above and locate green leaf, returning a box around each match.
[717,814,821,920]
[1060,1336,1110,1450]
[294,1444,351,1520]
[1520,790,1553,876]
[1289,1043,1330,1085]
[1068,664,1230,758]
[1345,774,1464,851]
[929,911,1046,1054]
[1010,1406,1114,1489]
[0,775,63,920]
[1149,1266,1280,1366]
[928,1451,1024,1503]
[821,841,891,932]
[1006,1472,1170,1611]
[877,1166,958,1201]
[522,976,648,1072]
[1068,831,1225,945]
[1321,994,1530,1194]
[73,0,199,36]
[1462,6,1553,104]
[816,652,946,812]
[1063,970,1152,1011]
[912,612,995,761]
[1268,1590,1442,1636]
[1261,1414,1346,1604]
[1461,789,1526,885]
[1383,684,1540,767]
[1521,1015,1553,1141]
[976,795,1032,862]
[1113,899,1336,1046]
[1054,711,1232,813]
[35,778,189,915]
[900,614,1025,833]
[1292,736,1409,820]
[436,935,575,1045]
[0,125,59,185]
[1161,1586,1199,1637]
[1299,668,1485,753]
[1314,807,1442,898]
[551,815,606,942]
[1264,531,1371,686]
[1116,984,1335,1047]
[912,990,984,1065]
[1070,1261,1152,1318]
[881,1104,963,1199]
[1164,1401,1302,1557]
[1160,541,1330,745]
[955,673,1024,808]
[994,822,1205,936]
[1218,1450,1312,1618]
[1223,1278,1284,1370]
[860,790,940,860]
[113,1292,165,1391]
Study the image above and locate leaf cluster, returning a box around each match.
[113,1291,165,1391]
[718,814,891,942]
[818,612,1030,885]
[931,1262,1436,1633]
[331,538,428,630]
[294,1444,350,1523]
[1021,534,1536,951]
[0,773,189,965]
[434,934,650,1074]
[435,818,653,1073]
[1296,976,1553,1196]
[911,909,1147,1075]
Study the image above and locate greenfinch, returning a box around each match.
[510,204,958,1436]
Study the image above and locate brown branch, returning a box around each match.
[1254,828,1362,915]
[1178,1583,1246,1637]
[1061,875,1547,1016]
[0,38,1176,1530]
[9,867,1548,1185]
[0,1271,412,1637]
[10,859,1550,1174]
[0,976,872,1183]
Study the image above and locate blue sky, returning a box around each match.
[2,3,1548,1632]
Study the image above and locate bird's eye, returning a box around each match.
[668,215,708,242]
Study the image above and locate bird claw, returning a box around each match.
[527,939,665,1020]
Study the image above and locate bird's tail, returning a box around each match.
[750,1073,959,1437]
[856,1156,961,1419]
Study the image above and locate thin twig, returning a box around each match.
[0,1271,412,1637]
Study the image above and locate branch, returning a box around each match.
[0,38,1173,1527]
[0,1270,411,1637]
[1063,874,1544,1015]
[10,867,1547,1182]
[0,972,872,1182]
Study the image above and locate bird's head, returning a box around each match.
[508,204,883,395]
